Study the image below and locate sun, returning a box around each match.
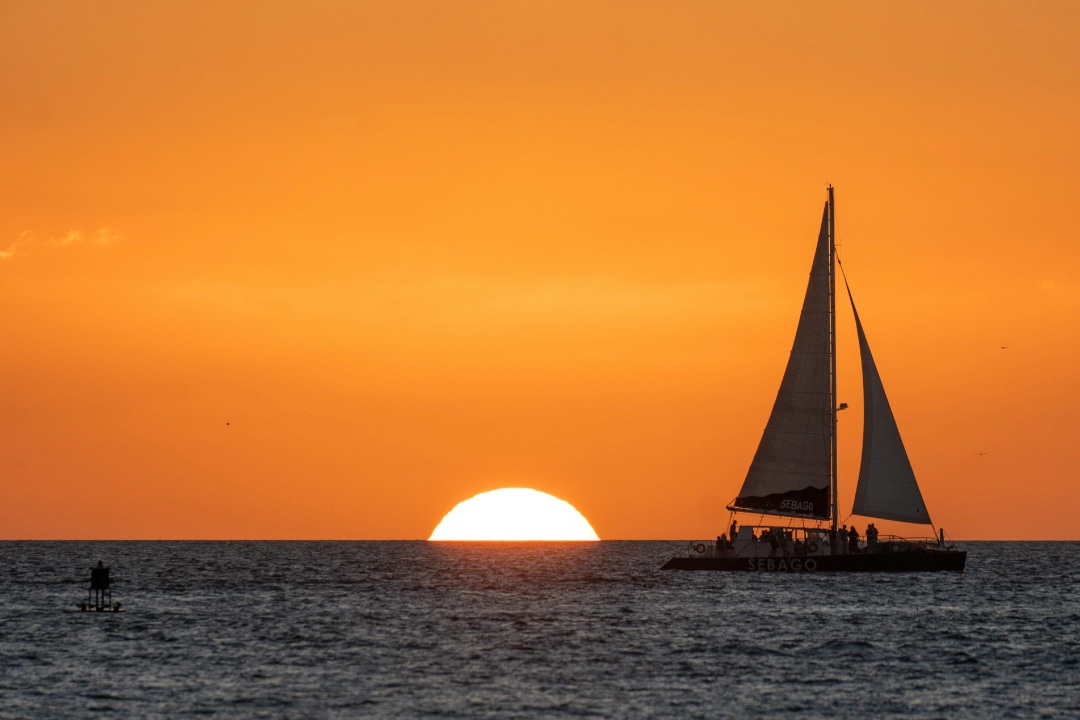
[429,488,600,541]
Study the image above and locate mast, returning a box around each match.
[828,185,838,535]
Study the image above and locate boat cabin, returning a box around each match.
[711,525,833,559]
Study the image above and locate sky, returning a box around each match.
[2,1,1078,540]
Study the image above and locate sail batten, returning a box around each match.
[847,290,933,525]
[731,202,832,520]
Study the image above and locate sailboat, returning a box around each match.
[663,187,966,572]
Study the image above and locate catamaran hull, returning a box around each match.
[661,550,966,572]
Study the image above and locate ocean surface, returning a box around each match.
[2,541,1078,719]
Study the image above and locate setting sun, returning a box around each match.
[429,488,600,541]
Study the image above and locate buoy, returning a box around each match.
[77,560,124,612]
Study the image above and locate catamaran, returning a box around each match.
[663,187,966,572]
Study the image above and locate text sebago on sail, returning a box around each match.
[663,187,966,572]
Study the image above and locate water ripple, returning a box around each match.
[1,541,1078,719]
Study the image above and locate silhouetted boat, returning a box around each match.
[663,187,966,572]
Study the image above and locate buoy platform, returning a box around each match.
[76,603,125,612]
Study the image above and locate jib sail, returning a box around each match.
[848,292,932,525]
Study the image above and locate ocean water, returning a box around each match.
[2,541,1078,719]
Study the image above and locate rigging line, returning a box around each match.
[835,250,854,296]
[836,251,865,317]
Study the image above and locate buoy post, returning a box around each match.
[88,561,111,610]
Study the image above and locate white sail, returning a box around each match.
[730,203,832,519]
[848,294,932,525]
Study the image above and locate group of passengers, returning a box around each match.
[835,523,880,553]
[717,522,795,557]
[717,521,882,555]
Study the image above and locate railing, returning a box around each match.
[682,530,953,559]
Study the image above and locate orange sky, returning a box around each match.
[2,2,1078,540]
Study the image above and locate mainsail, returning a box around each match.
[730,203,832,519]
[848,292,932,524]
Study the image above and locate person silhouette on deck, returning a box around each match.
[848,526,860,554]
